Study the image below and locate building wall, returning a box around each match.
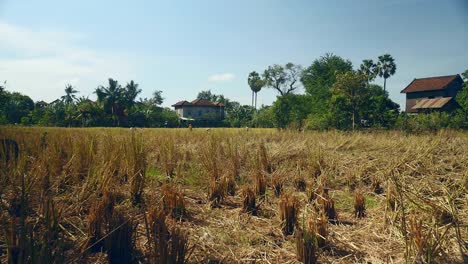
[406,90,445,112]
[405,78,464,112]
[175,106,225,120]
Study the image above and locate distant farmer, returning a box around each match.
[0,138,19,164]
[188,124,193,131]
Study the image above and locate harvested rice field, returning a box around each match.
[0,127,467,263]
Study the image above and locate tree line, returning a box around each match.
[1,53,467,130]
[0,79,179,127]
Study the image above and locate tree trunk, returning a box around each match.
[255,92,258,109]
[352,110,355,131]
[252,91,254,107]
[383,78,387,92]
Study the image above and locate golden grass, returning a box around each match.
[0,127,467,263]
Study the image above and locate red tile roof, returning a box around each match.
[401,75,460,93]
[412,97,452,110]
[172,99,224,107]
[172,100,191,106]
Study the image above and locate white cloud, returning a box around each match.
[208,73,235,82]
[0,21,137,102]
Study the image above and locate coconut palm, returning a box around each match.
[95,78,124,126]
[358,59,377,85]
[61,84,78,105]
[376,54,396,92]
[248,71,265,109]
[124,80,142,109]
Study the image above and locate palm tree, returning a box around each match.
[376,54,396,92]
[358,59,377,86]
[95,78,124,126]
[124,80,142,109]
[248,71,265,109]
[61,84,78,105]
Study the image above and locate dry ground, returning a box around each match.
[0,127,467,263]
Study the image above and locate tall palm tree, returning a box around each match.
[95,78,124,126]
[248,71,265,109]
[376,54,396,92]
[124,80,142,109]
[358,59,377,86]
[61,84,78,105]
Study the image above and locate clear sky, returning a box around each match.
[0,0,467,108]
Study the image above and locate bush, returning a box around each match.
[396,111,466,133]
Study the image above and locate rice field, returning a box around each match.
[0,127,467,263]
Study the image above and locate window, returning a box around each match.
[198,110,202,116]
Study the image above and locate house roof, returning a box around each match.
[401,75,461,93]
[172,100,191,106]
[172,99,224,107]
[411,97,452,110]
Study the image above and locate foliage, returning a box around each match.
[461,69,468,81]
[376,54,397,91]
[396,111,467,133]
[251,106,275,128]
[271,94,313,129]
[263,63,302,96]
[247,71,265,108]
[0,56,465,133]
[225,103,255,127]
[0,78,178,128]
[331,72,369,130]
[301,53,353,115]
[456,76,468,111]
[0,91,35,124]
[358,59,378,84]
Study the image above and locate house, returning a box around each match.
[172,99,225,121]
[401,74,464,113]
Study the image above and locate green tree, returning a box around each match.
[197,90,217,101]
[3,92,35,124]
[251,106,275,128]
[456,80,468,111]
[331,72,368,130]
[454,70,468,125]
[61,84,78,105]
[197,90,236,111]
[132,90,165,127]
[362,84,400,127]
[0,82,7,124]
[226,103,255,127]
[75,97,106,126]
[376,54,397,92]
[301,53,353,114]
[358,59,377,85]
[461,69,468,81]
[247,71,265,109]
[123,80,142,109]
[40,101,67,126]
[95,78,125,126]
[263,63,302,96]
[271,94,312,129]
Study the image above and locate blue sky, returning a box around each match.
[0,0,467,108]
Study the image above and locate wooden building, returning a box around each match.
[401,74,464,113]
